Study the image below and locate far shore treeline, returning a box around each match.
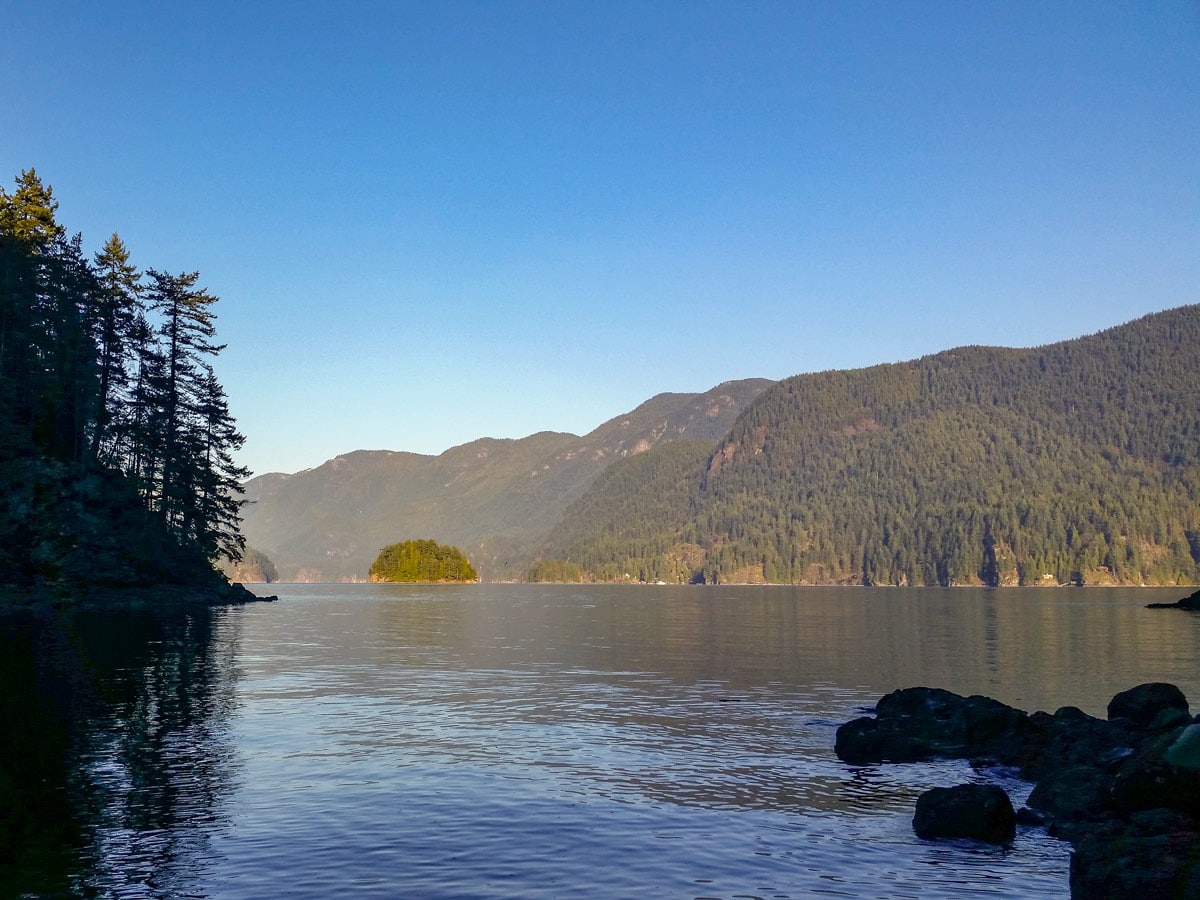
[0,169,250,602]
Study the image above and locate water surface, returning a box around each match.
[6,584,1198,898]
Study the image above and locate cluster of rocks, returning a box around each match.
[836,681,1200,898]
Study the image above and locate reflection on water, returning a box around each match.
[0,602,238,898]
[4,584,1198,898]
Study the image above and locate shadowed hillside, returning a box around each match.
[240,380,773,581]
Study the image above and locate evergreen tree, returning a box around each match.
[90,233,142,463]
[0,169,251,583]
[143,269,245,561]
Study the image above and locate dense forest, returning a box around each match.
[534,307,1200,587]
[369,539,478,583]
[0,169,249,599]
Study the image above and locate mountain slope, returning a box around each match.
[535,306,1200,586]
[240,379,773,580]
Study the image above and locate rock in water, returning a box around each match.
[912,783,1016,846]
[1106,682,1190,729]
[840,683,1200,896]
[1146,588,1200,610]
[833,686,1029,765]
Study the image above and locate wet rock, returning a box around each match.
[1152,706,1194,731]
[1015,806,1046,826]
[1165,723,1200,769]
[834,686,1029,766]
[1107,682,1190,730]
[1026,764,1112,824]
[837,681,1200,899]
[912,783,1016,846]
[1146,587,1200,610]
[1070,816,1200,899]
[1011,707,1131,782]
[1111,724,1200,816]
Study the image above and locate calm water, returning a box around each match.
[5,584,1200,898]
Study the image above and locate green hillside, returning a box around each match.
[535,307,1200,587]
[240,380,773,581]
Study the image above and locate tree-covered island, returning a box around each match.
[369,539,479,583]
[0,169,257,606]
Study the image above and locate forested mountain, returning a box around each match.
[240,380,772,581]
[0,170,249,601]
[536,307,1200,587]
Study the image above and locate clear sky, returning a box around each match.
[3,1,1197,476]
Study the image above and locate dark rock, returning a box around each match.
[1017,708,1132,782]
[834,686,1029,766]
[1070,820,1200,899]
[1053,705,1092,721]
[1016,806,1046,826]
[1147,588,1200,610]
[1111,724,1200,815]
[837,682,1200,899]
[1152,706,1194,731]
[912,783,1016,846]
[1107,683,1190,729]
[1027,764,1113,824]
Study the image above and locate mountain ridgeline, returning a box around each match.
[537,306,1200,586]
[242,307,1200,587]
[240,380,773,581]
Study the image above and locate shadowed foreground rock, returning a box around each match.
[912,784,1016,846]
[836,682,1200,898]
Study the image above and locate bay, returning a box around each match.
[4,584,1198,898]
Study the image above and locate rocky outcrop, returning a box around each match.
[1147,587,1200,610]
[1107,682,1190,729]
[912,784,1016,846]
[833,687,1029,765]
[836,683,1200,898]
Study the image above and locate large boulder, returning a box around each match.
[1111,724,1200,815]
[1070,811,1200,899]
[1107,683,1190,729]
[1017,707,1134,782]
[834,687,1029,765]
[912,783,1016,846]
[1026,764,1113,826]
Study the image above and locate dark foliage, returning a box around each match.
[0,169,248,599]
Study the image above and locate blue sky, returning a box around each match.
[3,1,1197,476]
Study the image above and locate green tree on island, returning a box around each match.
[369,539,478,583]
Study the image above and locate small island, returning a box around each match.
[369,539,478,583]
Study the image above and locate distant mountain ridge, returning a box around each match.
[244,306,1200,587]
[240,379,773,580]
[535,306,1200,586]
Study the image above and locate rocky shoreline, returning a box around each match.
[836,679,1200,897]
